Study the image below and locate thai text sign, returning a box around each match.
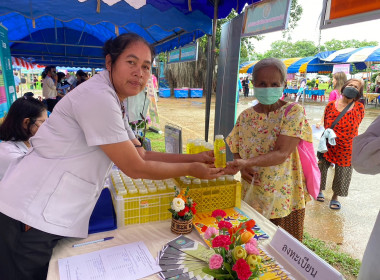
[270,228,343,280]
[168,44,198,64]
[168,49,180,63]
[242,0,292,37]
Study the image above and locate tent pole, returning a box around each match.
[204,0,218,142]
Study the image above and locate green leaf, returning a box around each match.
[202,268,233,280]
[223,262,233,275]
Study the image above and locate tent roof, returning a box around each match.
[0,0,259,68]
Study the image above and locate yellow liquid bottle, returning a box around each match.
[186,139,195,154]
[214,135,226,168]
[192,178,201,188]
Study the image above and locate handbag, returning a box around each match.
[317,101,354,161]
[284,103,320,199]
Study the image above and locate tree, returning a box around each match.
[261,40,320,58]
[324,39,378,51]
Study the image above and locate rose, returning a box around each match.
[240,231,254,244]
[172,198,185,212]
[212,235,231,250]
[232,258,252,280]
[233,246,247,260]
[246,254,262,270]
[204,227,218,239]
[209,254,223,269]
[191,202,197,215]
[245,242,260,255]
[248,238,257,247]
[211,209,226,220]
[218,220,232,230]
[178,206,189,217]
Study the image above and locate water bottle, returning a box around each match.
[214,135,226,168]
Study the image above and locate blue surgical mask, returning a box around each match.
[254,87,283,105]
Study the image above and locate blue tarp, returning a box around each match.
[0,0,259,68]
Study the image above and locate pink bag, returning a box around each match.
[285,103,321,199]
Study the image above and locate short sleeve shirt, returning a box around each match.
[323,101,365,166]
[0,141,28,180]
[226,103,312,219]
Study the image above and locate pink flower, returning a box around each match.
[248,238,257,247]
[212,235,231,250]
[232,259,252,280]
[204,227,218,239]
[218,221,233,230]
[245,242,260,255]
[212,209,226,219]
[209,254,223,269]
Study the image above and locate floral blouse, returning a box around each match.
[226,103,313,219]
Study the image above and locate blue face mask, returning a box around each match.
[254,87,283,105]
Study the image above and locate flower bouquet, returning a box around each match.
[169,187,197,234]
[202,209,265,280]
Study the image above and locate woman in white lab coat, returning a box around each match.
[0,33,223,280]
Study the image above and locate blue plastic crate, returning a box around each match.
[190,88,203,98]
[159,88,171,98]
[174,88,189,98]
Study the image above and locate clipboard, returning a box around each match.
[165,124,182,154]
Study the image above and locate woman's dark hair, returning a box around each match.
[341,78,364,101]
[0,97,47,141]
[57,72,66,83]
[103,33,155,65]
[41,65,56,79]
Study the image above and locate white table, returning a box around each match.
[47,201,306,279]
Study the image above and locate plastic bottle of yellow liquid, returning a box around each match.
[201,179,209,188]
[214,135,226,168]
[192,178,201,188]
[193,140,202,154]
[186,139,195,154]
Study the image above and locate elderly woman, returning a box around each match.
[317,79,365,210]
[226,58,313,241]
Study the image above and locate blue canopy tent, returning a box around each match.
[0,0,257,67]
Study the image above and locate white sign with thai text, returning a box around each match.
[270,228,343,280]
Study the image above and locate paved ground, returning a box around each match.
[155,94,380,261]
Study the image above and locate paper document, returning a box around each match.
[312,124,325,140]
[58,241,161,280]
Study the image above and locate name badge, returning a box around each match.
[270,228,343,280]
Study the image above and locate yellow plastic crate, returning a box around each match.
[109,183,173,227]
[175,179,242,213]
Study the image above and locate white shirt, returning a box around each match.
[42,76,57,99]
[13,75,21,86]
[0,141,28,180]
[0,70,135,238]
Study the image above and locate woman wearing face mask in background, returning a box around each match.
[224,58,313,241]
[316,79,364,210]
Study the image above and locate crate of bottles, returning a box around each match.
[109,169,177,227]
[189,88,203,98]
[174,88,189,98]
[175,176,242,213]
[159,88,171,98]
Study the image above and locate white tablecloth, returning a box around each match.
[47,201,306,279]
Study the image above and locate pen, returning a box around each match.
[72,237,114,248]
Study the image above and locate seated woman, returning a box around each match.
[0,96,47,180]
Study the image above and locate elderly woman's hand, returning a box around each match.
[241,166,256,184]
[224,159,246,175]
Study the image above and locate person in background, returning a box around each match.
[0,33,223,280]
[75,69,88,87]
[328,72,347,101]
[13,72,21,95]
[243,76,249,97]
[375,73,380,92]
[351,116,380,280]
[56,72,70,101]
[315,77,320,88]
[316,79,365,209]
[42,66,58,112]
[0,96,47,180]
[225,58,312,242]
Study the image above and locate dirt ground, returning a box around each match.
[155,94,380,262]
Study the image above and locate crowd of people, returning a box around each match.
[0,34,378,279]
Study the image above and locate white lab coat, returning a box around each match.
[0,70,135,238]
[0,141,28,180]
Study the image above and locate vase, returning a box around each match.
[171,217,193,234]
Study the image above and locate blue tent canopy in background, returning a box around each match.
[0,0,259,68]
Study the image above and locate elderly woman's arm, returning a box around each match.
[226,134,300,173]
[352,116,380,175]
